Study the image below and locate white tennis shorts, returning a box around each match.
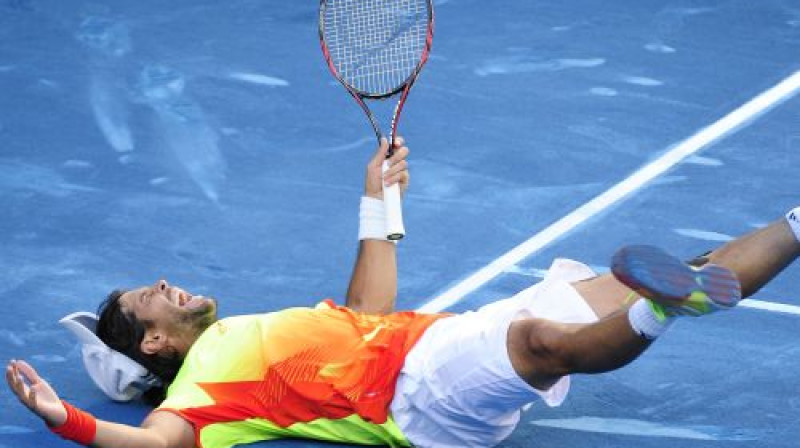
[390,258,600,448]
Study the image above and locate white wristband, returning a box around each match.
[787,207,800,243]
[359,196,395,243]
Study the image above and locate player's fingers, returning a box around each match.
[384,159,408,179]
[10,360,44,411]
[15,361,41,384]
[371,138,390,166]
[393,136,405,148]
[384,160,409,186]
[393,170,410,193]
[10,361,24,388]
[5,362,18,392]
[7,362,27,402]
[388,145,409,165]
[28,388,37,409]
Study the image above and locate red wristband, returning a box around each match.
[49,400,97,446]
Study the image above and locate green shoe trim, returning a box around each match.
[624,291,639,305]
[687,290,711,314]
[646,300,669,323]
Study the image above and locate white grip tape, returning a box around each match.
[382,159,405,240]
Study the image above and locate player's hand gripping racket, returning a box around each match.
[320,0,434,240]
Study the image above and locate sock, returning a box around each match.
[628,299,674,340]
[786,207,800,243]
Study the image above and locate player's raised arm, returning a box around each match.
[6,360,193,448]
[346,137,410,315]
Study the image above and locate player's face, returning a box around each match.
[119,279,217,355]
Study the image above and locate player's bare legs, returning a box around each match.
[574,216,800,319]
[507,308,650,390]
[507,253,742,390]
[507,211,800,391]
[571,274,632,319]
[701,218,800,297]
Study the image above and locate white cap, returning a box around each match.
[59,311,163,402]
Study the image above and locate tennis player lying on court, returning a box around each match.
[7,139,800,448]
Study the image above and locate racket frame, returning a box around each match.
[319,0,434,240]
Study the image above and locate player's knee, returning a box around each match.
[509,318,574,381]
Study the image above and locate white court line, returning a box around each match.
[418,70,800,314]
[740,299,800,315]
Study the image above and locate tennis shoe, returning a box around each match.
[611,245,741,320]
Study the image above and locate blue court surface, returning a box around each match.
[2,0,800,447]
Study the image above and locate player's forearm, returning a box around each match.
[91,420,170,448]
[346,239,397,314]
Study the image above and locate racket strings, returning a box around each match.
[323,0,429,95]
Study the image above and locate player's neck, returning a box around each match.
[171,318,217,357]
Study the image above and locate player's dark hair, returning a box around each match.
[96,290,182,406]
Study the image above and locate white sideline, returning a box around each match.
[418,71,800,314]
[740,299,800,315]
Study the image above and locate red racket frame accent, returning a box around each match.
[319,0,434,148]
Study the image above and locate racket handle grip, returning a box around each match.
[382,159,405,240]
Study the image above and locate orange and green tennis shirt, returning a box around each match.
[156,300,450,448]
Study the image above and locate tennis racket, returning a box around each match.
[319,0,434,240]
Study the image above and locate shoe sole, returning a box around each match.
[611,245,741,309]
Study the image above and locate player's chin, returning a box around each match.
[180,297,216,318]
[196,297,217,316]
[183,298,218,331]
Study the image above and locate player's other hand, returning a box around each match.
[6,359,68,427]
[365,137,409,200]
